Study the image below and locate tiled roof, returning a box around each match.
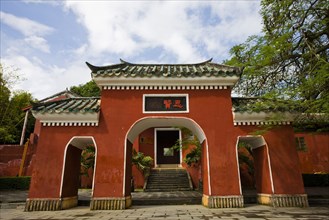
[87,58,241,78]
[32,97,100,114]
[232,97,295,113]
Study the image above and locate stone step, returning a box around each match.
[132,191,202,205]
[148,178,188,180]
[145,185,192,188]
[148,176,188,179]
[147,181,189,184]
[148,176,189,179]
[147,183,190,186]
[145,168,192,192]
[147,184,189,187]
[145,188,192,192]
[132,197,201,205]
[149,174,188,177]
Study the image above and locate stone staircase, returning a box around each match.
[132,168,200,205]
[144,168,193,192]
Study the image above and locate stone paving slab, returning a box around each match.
[0,205,328,220]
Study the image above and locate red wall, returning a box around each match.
[0,145,23,177]
[296,132,329,174]
[0,145,23,163]
[0,140,37,177]
[29,88,241,199]
[62,145,82,197]
[99,89,241,196]
[29,88,308,200]
[253,146,272,194]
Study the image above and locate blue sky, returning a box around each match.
[1,0,262,99]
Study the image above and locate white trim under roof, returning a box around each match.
[93,76,239,90]
[233,112,293,126]
[32,112,100,127]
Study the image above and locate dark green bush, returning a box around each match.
[302,174,329,187]
[0,176,31,190]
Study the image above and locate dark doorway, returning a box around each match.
[156,130,180,165]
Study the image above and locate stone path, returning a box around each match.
[1,204,328,219]
[1,188,328,219]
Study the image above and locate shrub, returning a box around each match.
[0,176,31,190]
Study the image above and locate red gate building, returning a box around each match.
[26,59,307,211]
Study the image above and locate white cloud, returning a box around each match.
[0,11,54,37]
[24,36,50,53]
[0,11,54,54]
[1,55,90,100]
[1,1,263,99]
[63,1,262,63]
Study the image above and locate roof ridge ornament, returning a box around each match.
[119,58,132,64]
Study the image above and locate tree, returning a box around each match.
[70,80,100,97]
[226,0,329,115]
[0,63,35,144]
[80,145,95,176]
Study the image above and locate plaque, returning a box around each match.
[144,94,188,113]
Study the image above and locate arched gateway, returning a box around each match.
[26,59,308,211]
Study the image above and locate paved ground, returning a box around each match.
[0,188,328,219]
[1,204,328,219]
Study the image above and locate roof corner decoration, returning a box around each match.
[87,59,241,90]
[31,97,101,127]
[231,97,294,126]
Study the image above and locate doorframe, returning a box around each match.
[154,128,182,167]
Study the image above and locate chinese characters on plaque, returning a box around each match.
[144,95,188,112]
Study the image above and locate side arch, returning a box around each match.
[235,136,274,202]
[59,136,98,209]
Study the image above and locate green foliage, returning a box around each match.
[226,0,329,115]
[172,127,202,167]
[237,142,254,176]
[70,80,100,97]
[0,64,35,144]
[132,149,153,178]
[293,113,329,132]
[80,145,95,177]
[0,176,31,190]
[184,146,202,167]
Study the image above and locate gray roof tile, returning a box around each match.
[86,58,241,78]
[32,97,100,114]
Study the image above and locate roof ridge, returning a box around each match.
[119,58,213,66]
[38,89,81,102]
[33,97,99,107]
[86,58,218,72]
[68,97,100,99]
